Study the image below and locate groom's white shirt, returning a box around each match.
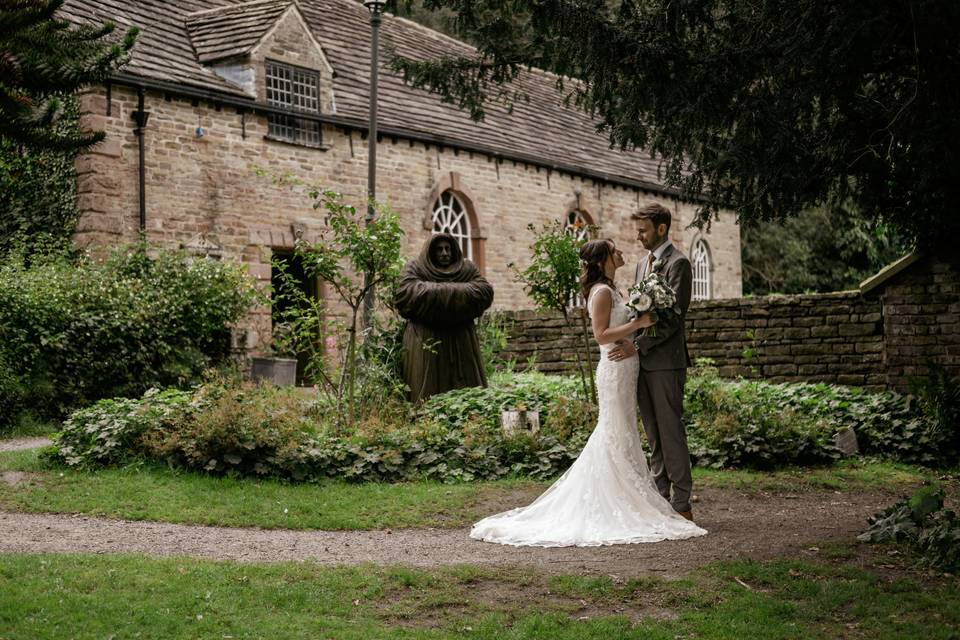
[637,240,674,281]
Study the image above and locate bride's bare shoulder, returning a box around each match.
[588,283,613,300]
[587,284,614,312]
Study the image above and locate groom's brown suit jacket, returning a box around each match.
[632,243,693,371]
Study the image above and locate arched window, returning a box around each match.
[691,239,712,301]
[564,209,591,242]
[432,190,472,261]
[564,209,594,309]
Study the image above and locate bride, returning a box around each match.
[470,239,707,547]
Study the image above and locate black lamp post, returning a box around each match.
[362,0,386,328]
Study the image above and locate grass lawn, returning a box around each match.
[0,448,942,530]
[0,448,544,530]
[0,548,956,639]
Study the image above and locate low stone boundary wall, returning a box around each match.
[501,292,885,390]
[685,292,884,387]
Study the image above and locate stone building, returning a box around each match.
[63,0,742,350]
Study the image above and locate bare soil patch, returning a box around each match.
[379,571,678,630]
[0,437,50,453]
[1,471,41,487]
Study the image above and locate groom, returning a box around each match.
[607,203,695,521]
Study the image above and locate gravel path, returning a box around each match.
[0,437,51,452]
[0,487,899,577]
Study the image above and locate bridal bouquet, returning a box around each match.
[625,260,677,337]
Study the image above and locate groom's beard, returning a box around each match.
[647,234,668,252]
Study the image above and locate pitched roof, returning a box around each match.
[185,0,291,63]
[860,251,922,295]
[59,0,672,192]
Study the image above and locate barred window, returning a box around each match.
[265,60,322,147]
[432,190,472,260]
[691,239,712,301]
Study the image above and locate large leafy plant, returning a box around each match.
[512,221,596,403]
[859,485,960,573]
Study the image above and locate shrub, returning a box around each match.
[417,370,587,432]
[476,309,514,377]
[683,363,945,469]
[0,96,81,257]
[0,243,257,426]
[684,366,841,469]
[353,315,410,421]
[0,353,26,427]
[859,485,960,573]
[268,190,404,430]
[908,364,960,465]
[47,374,591,483]
[47,367,941,482]
[47,388,194,468]
[141,383,324,476]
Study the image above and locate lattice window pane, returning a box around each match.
[564,209,591,242]
[432,191,472,261]
[266,60,322,147]
[692,240,711,301]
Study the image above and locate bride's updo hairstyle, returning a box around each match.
[579,238,615,300]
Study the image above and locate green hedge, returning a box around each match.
[0,244,256,429]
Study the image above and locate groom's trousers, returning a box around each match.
[637,368,692,513]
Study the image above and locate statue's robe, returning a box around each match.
[394,234,494,404]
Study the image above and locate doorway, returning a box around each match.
[271,250,324,385]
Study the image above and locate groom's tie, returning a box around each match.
[644,252,655,278]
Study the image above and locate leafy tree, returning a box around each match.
[512,221,596,404]
[391,0,959,250]
[388,0,460,36]
[1,0,138,150]
[742,204,909,295]
[272,190,405,431]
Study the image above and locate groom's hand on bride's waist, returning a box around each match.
[607,340,637,362]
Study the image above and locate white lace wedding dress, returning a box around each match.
[470,284,707,547]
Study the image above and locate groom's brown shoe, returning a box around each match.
[677,510,694,521]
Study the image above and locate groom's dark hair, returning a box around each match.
[632,203,672,232]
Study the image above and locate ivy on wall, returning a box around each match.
[0,94,81,256]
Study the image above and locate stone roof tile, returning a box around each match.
[60,0,669,191]
[185,0,292,63]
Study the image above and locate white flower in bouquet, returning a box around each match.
[626,290,653,315]
[626,270,678,336]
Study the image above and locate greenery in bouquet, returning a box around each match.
[625,260,677,337]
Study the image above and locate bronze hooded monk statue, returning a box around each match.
[394,233,494,403]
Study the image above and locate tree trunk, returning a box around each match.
[563,312,591,404]
[346,310,358,430]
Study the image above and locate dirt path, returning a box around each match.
[0,487,901,578]
[0,437,51,452]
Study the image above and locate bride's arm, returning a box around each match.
[590,287,653,345]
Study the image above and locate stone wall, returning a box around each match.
[501,292,886,390]
[684,292,884,387]
[874,255,960,391]
[500,254,960,393]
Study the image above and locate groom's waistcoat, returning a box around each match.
[633,244,693,371]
